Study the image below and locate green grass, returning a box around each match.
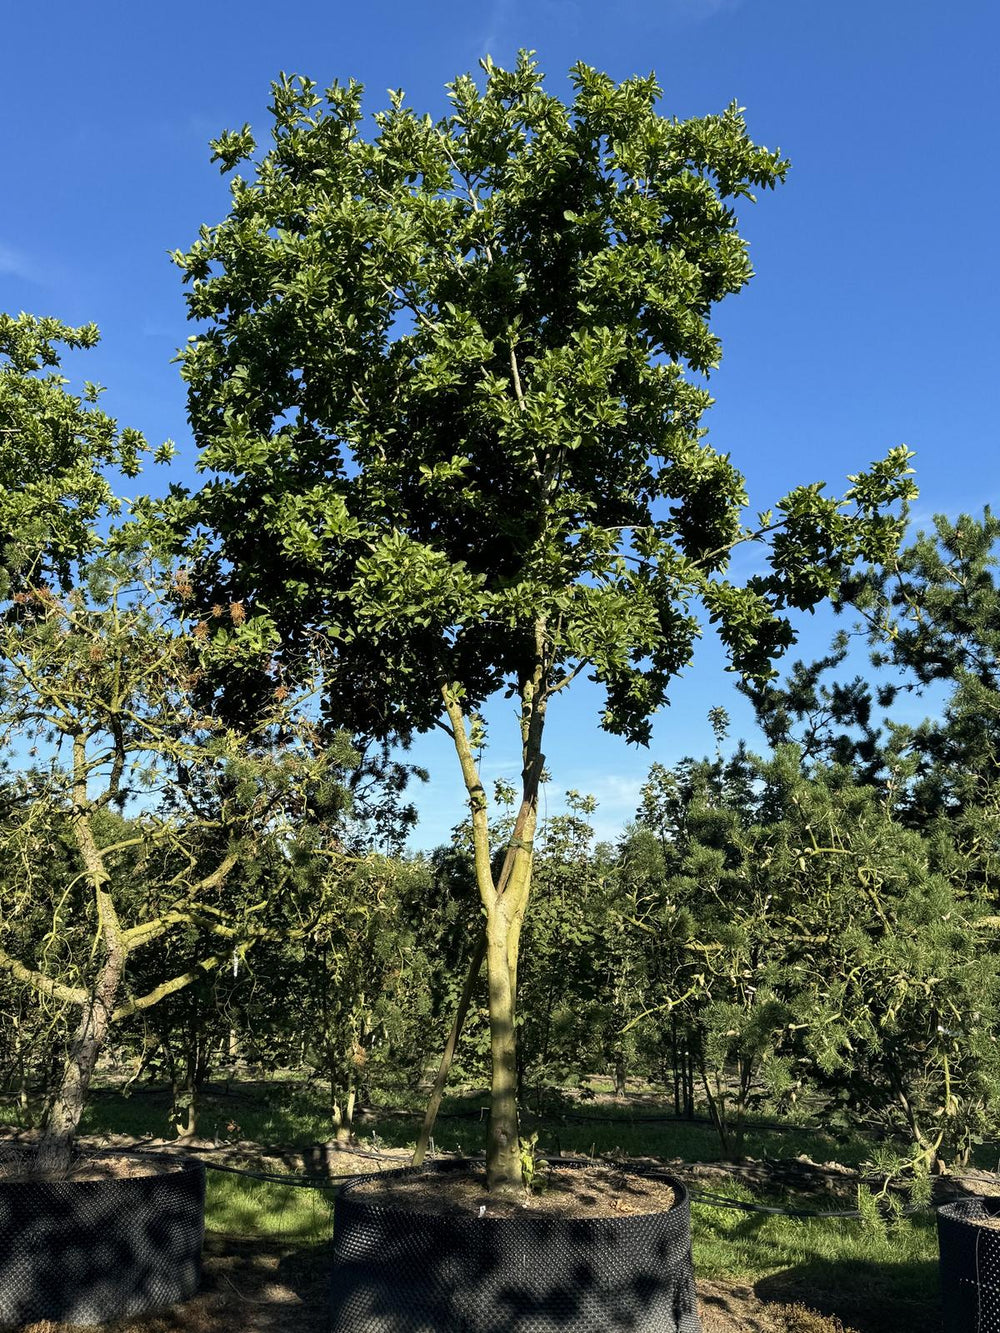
[204,1170,334,1241]
[690,1178,940,1329]
[352,1086,879,1170]
[690,1174,936,1278]
[58,1074,898,1174]
[74,1078,337,1146]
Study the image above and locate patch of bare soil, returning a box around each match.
[932,1167,1000,1201]
[699,1280,858,1332]
[947,1211,1000,1228]
[0,1147,186,1183]
[349,1163,676,1218]
[14,1236,331,1333]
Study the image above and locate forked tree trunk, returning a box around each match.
[331,1088,356,1144]
[37,788,128,1178]
[442,671,544,1197]
[329,1050,356,1145]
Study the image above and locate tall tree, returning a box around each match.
[634,741,1000,1169]
[174,54,916,1193]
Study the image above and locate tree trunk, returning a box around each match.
[328,1047,355,1145]
[172,1036,200,1141]
[671,1014,681,1116]
[699,1063,733,1158]
[613,1055,627,1097]
[484,900,522,1194]
[36,762,128,1177]
[38,950,124,1176]
[195,1030,211,1089]
[344,1082,357,1142]
[413,928,486,1167]
[172,1072,197,1140]
[442,672,543,1198]
[10,1014,34,1128]
[481,801,534,1195]
[330,1089,355,1144]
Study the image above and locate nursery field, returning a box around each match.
[2,1077,952,1333]
[3,32,998,1333]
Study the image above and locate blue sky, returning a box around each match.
[4,1,998,845]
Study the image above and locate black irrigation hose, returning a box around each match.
[94,1143,961,1219]
[199,1159,343,1188]
[685,1186,930,1219]
[95,1135,394,1163]
[369,1102,898,1142]
[99,1143,353,1189]
[197,1157,930,1219]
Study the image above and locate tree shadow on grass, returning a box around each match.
[755,1257,941,1333]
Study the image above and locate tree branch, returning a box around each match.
[112,953,228,1021]
[441,684,495,901]
[0,946,87,1007]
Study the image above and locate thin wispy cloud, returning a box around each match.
[475,0,743,56]
[0,241,39,285]
[477,0,514,58]
[538,772,647,843]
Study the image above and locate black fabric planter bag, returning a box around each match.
[0,1154,205,1327]
[330,1161,702,1333]
[938,1196,1000,1333]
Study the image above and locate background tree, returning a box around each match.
[746,513,1000,807]
[173,54,916,1192]
[0,792,79,1126]
[0,313,159,595]
[631,737,1000,1169]
[0,537,350,1174]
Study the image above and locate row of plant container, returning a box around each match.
[0,1152,995,1330]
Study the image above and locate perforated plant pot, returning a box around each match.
[0,1153,205,1328]
[937,1195,1000,1333]
[330,1160,702,1333]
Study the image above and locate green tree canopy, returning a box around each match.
[175,54,913,738]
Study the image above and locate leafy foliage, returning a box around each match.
[0,533,355,1167]
[173,54,914,740]
[0,314,157,595]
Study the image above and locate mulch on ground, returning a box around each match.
[349,1162,677,1218]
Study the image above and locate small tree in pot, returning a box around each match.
[173,53,917,1197]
